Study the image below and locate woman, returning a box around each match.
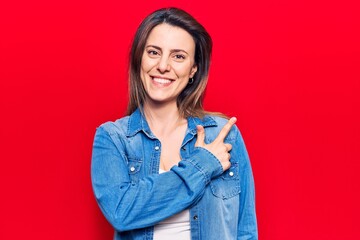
[91,7,257,240]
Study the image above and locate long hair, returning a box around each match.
[127,7,218,118]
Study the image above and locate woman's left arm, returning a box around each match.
[233,126,258,240]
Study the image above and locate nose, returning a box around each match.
[157,55,171,73]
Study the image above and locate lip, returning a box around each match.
[150,75,175,87]
[150,75,174,81]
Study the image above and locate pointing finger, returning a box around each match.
[216,117,237,141]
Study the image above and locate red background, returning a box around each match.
[1,0,359,239]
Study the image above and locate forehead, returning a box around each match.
[146,23,195,53]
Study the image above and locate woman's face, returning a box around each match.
[140,23,197,105]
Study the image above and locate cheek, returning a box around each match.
[140,59,149,82]
[173,64,193,78]
[140,64,145,80]
[141,55,156,73]
[140,58,147,72]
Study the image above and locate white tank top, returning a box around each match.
[153,168,191,240]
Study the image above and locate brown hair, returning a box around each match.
[127,7,221,118]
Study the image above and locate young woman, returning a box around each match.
[91,7,257,240]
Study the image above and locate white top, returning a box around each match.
[153,168,191,240]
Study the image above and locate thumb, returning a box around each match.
[195,125,205,147]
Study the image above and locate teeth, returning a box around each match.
[153,77,172,84]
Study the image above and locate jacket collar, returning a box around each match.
[126,108,217,138]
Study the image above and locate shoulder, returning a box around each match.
[204,115,241,142]
[97,115,130,136]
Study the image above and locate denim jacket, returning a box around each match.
[91,108,258,240]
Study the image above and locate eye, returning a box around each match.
[147,50,159,56]
[174,54,185,60]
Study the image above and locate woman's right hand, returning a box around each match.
[195,117,237,171]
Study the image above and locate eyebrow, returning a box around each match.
[146,45,189,55]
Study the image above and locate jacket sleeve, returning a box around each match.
[234,127,258,240]
[91,126,223,232]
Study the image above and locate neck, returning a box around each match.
[143,100,186,138]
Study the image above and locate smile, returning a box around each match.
[151,76,174,86]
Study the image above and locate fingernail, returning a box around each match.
[231,117,237,123]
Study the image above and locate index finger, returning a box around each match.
[216,117,237,141]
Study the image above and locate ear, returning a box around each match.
[190,64,198,78]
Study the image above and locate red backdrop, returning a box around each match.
[1,0,359,239]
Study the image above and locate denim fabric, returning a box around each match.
[91,108,258,240]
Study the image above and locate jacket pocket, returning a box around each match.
[127,157,142,182]
[210,163,240,199]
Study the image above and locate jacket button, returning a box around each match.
[229,171,234,177]
[154,146,160,151]
[130,166,135,172]
[193,215,198,220]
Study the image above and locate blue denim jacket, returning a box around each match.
[91,108,258,239]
